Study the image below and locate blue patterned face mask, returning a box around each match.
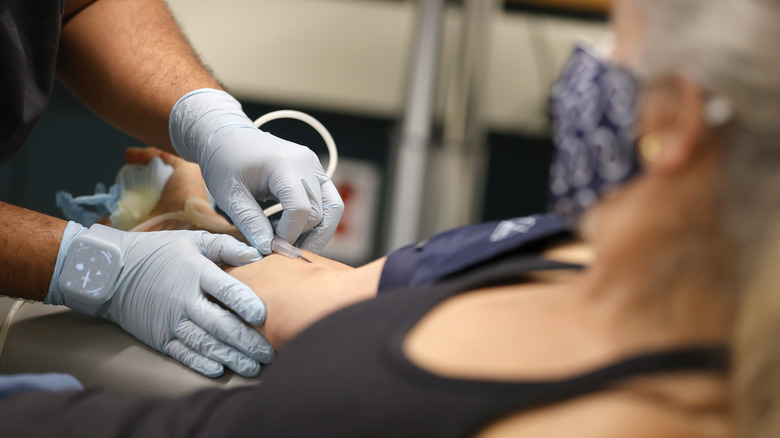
[548,44,641,227]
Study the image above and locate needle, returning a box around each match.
[271,235,313,263]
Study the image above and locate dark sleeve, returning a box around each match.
[376,241,423,293]
[377,214,570,294]
[0,0,63,164]
[0,386,262,438]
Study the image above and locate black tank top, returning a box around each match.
[0,0,65,164]
[0,254,728,437]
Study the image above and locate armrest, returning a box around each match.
[0,296,258,396]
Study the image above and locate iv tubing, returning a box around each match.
[253,110,338,217]
[130,110,339,252]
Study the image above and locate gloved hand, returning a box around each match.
[47,222,273,378]
[169,89,344,254]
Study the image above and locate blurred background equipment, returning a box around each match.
[0,0,608,264]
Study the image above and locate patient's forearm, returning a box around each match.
[225,254,386,348]
[0,202,68,301]
[115,146,389,347]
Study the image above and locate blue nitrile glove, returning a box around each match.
[47,222,272,378]
[169,89,344,254]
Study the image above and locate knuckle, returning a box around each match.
[219,284,242,307]
[322,201,345,223]
[284,204,312,222]
[331,197,346,213]
[308,204,324,223]
[302,148,319,162]
[210,315,236,341]
[273,146,319,169]
[163,339,186,359]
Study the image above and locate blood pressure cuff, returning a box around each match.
[378,214,571,293]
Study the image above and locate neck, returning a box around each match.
[576,258,733,355]
[574,174,735,356]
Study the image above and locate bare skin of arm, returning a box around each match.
[226,255,382,348]
[125,146,595,349]
[114,150,723,438]
[0,0,227,301]
[125,147,385,347]
[0,203,67,301]
[59,0,221,151]
[126,147,601,353]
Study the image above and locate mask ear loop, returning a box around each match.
[592,33,616,60]
[130,110,339,236]
[705,95,733,127]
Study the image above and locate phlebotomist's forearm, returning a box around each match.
[0,202,66,301]
[57,0,222,153]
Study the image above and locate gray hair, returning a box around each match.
[631,0,780,253]
[634,2,780,436]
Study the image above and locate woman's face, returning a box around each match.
[547,0,656,231]
[579,0,721,255]
[576,0,649,242]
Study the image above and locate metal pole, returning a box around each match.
[384,0,446,252]
[424,0,498,235]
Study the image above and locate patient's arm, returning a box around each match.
[125,147,385,347]
[122,147,591,350]
[226,255,383,348]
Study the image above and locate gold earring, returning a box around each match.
[639,135,662,162]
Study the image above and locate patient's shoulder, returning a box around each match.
[474,388,729,438]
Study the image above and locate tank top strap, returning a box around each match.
[440,253,584,296]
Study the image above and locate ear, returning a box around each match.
[639,75,706,172]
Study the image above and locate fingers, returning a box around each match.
[301,177,327,232]
[162,339,224,378]
[272,176,324,245]
[175,320,261,377]
[187,296,274,364]
[199,233,262,266]
[199,262,266,325]
[124,146,164,165]
[124,146,183,167]
[296,179,344,253]
[228,187,275,254]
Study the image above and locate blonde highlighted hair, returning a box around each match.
[734,218,780,438]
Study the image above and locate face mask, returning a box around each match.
[548,44,641,227]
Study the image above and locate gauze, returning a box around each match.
[56,183,120,227]
[110,157,174,230]
[56,157,174,230]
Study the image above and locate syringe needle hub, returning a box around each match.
[271,235,312,263]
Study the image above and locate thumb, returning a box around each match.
[199,233,262,266]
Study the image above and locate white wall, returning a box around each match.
[166,0,607,135]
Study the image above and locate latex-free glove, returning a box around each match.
[169,89,344,253]
[47,222,272,378]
